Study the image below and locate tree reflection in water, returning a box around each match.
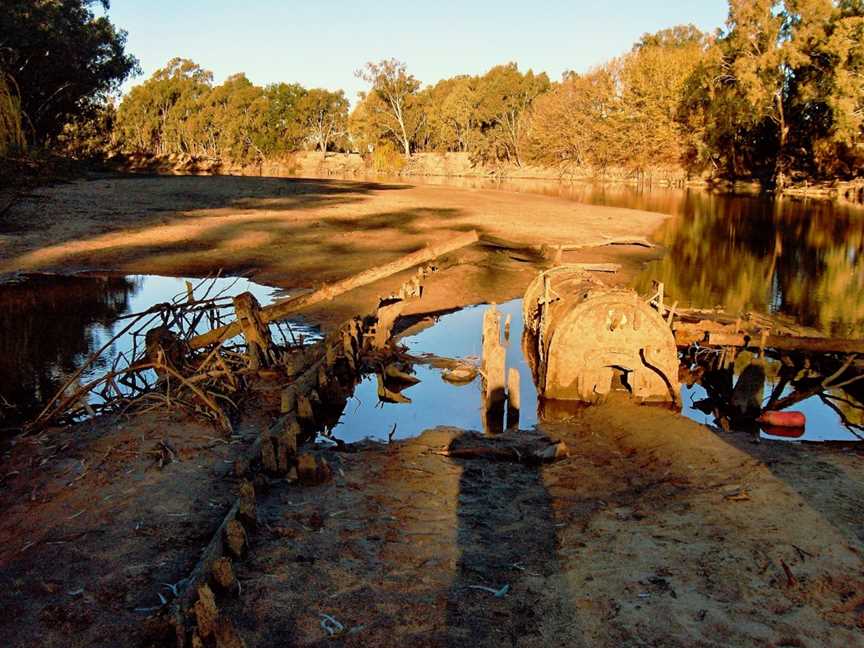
[633,192,864,337]
[0,274,138,426]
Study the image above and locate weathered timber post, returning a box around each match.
[233,292,273,370]
[482,305,506,434]
[373,300,406,349]
[506,367,520,430]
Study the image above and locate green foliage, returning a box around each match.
[0,0,138,145]
[472,64,550,166]
[56,101,117,159]
[259,83,309,154]
[419,76,479,152]
[527,29,707,176]
[528,66,627,173]
[116,58,213,155]
[115,61,348,162]
[297,89,349,153]
[682,0,864,185]
[103,0,863,182]
[355,59,424,157]
[351,61,549,166]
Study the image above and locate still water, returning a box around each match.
[331,298,861,444]
[332,300,538,442]
[0,274,318,425]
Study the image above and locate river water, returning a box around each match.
[2,180,863,442]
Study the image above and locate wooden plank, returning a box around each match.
[171,500,241,647]
[188,230,478,349]
[710,331,864,354]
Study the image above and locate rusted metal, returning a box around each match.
[523,265,679,405]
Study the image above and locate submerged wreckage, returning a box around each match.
[522,265,680,405]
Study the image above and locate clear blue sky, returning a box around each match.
[107,0,729,101]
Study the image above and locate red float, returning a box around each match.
[757,410,807,428]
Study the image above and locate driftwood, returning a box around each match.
[480,233,652,256]
[506,368,520,430]
[435,438,570,464]
[703,331,864,355]
[28,278,305,431]
[189,230,479,349]
[171,499,242,647]
[769,355,863,412]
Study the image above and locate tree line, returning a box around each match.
[1,1,862,187]
[114,59,348,162]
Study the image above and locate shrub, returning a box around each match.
[0,75,25,157]
[370,140,406,175]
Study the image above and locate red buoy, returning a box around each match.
[760,424,805,439]
[757,410,806,428]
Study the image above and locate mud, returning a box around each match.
[225,404,864,647]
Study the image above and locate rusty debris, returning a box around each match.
[522,266,680,405]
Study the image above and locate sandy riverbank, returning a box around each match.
[0,173,667,325]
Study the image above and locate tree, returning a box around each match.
[618,26,709,175]
[528,66,626,173]
[298,89,348,153]
[682,0,864,185]
[115,58,212,155]
[196,74,268,161]
[474,63,549,165]
[798,0,864,176]
[0,0,138,144]
[356,59,423,157]
[258,83,308,154]
[421,76,480,152]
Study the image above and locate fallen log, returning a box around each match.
[171,499,241,647]
[676,330,864,355]
[575,236,654,249]
[189,230,479,349]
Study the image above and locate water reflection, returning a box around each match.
[0,274,308,428]
[332,294,862,444]
[393,176,864,337]
[332,300,538,442]
[681,364,863,443]
[631,193,864,338]
[0,274,137,425]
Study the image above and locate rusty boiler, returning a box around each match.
[522,266,679,405]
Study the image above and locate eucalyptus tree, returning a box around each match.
[115,58,213,155]
[298,89,349,153]
[421,75,480,152]
[684,0,864,184]
[356,59,423,157]
[474,63,549,166]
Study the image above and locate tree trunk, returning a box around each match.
[773,92,789,190]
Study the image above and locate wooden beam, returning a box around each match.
[675,329,864,354]
[188,230,478,349]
